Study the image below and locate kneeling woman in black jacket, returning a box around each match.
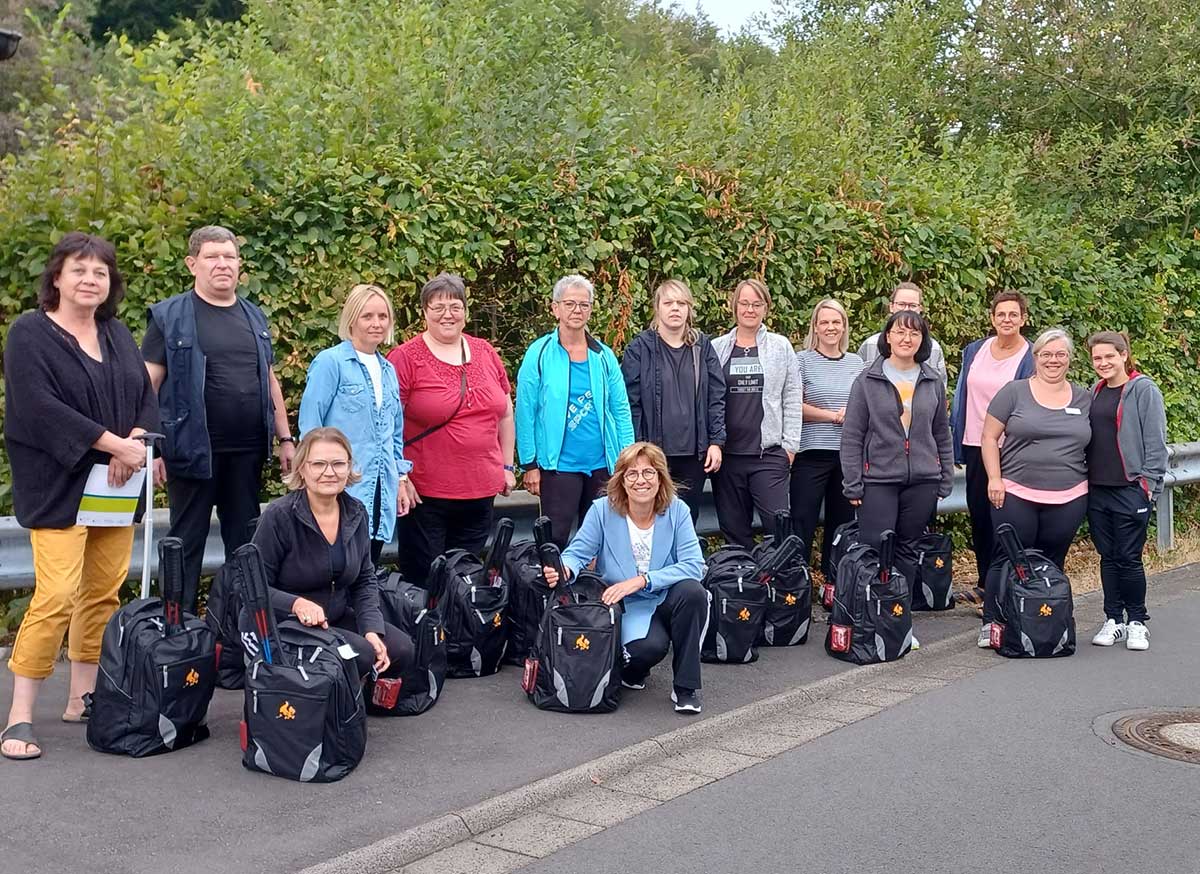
[252,427,414,681]
[841,312,954,602]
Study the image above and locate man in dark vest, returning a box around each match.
[143,225,296,610]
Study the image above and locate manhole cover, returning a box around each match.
[1111,710,1200,765]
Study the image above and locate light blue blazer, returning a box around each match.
[561,496,707,643]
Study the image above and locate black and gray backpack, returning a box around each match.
[825,530,912,665]
[205,565,246,689]
[87,538,217,757]
[911,530,954,611]
[752,511,812,647]
[370,572,447,716]
[504,539,555,666]
[436,549,510,678]
[702,536,803,664]
[522,572,623,713]
[822,518,861,608]
[988,523,1075,659]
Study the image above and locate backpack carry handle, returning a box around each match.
[134,432,165,599]
[994,523,1031,582]
[878,530,895,583]
[539,542,567,587]
[426,554,448,607]
[484,518,515,585]
[231,542,289,667]
[533,515,554,550]
[754,534,803,584]
[158,537,187,634]
[773,510,791,546]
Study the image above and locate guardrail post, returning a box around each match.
[1156,485,1175,553]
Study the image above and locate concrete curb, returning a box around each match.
[299,625,982,874]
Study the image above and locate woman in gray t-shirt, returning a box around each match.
[979,329,1090,640]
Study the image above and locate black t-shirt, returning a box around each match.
[1087,383,1126,487]
[723,344,765,455]
[143,293,266,452]
[659,338,698,456]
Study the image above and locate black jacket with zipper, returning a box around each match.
[251,489,385,634]
[840,357,954,501]
[620,328,727,459]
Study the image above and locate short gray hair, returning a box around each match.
[188,225,239,258]
[1032,327,1074,358]
[552,274,594,303]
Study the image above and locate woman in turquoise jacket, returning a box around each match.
[542,442,709,714]
[298,284,414,563]
[515,274,634,549]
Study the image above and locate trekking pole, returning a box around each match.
[135,432,165,599]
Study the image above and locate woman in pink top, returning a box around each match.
[386,273,516,587]
[949,290,1034,605]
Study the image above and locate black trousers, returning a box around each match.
[857,481,940,597]
[622,578,708,693]
[396,495,495,586]
[668,454,707,523]
[538,468,609,550]
[962,446,994,586]
[990,493,1086,572]
[330,615,415,681]
[1088,484,1151,624]
[789,449,853,578]
[370,478,385,566]
[167,450,265,613]
[711,449,790,549]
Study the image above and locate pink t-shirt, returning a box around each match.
[963,337,1028,446]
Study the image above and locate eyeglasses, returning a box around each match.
[892,301,922,312]
[1037,351,1070,361]
[557,300,592,312]
[624,468,659,483]
[888,329,923,341]
[307,459,350,475]
[737,301,767,312]
[427,303,465,316]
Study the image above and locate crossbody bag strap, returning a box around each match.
[406,338,468,446]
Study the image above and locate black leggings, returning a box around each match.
[622,579,708,693]
[961,445,993,586]
[329,615,415,680]
[538,468,609,550]
[711,449,790,550]
[985,493,1087,623]
[857,481,940,595]
[789,449,854,578]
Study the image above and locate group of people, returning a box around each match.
[1,225,1169,759]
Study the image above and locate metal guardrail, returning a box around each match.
[0,442,1197,590]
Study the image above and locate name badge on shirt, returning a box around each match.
[1063,407,1082,415]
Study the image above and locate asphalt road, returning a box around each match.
[0,601,978,874]
[525,573,1200,874]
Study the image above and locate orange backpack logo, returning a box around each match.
[1039,604,1053,617]
[934,557,945,569]
[184,668,200,687]
[784,593,797,606]
[277,701,297,720]
[492,612,503,628]
[892,603,904,617]
[574,633,590,651]
[738,607,751,621]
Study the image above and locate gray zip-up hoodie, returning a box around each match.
[840,357,954,500]
[1091,373,1169,501]
[711,325,803,454]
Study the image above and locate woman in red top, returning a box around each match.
[386,274,516,586]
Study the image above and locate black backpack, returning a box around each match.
[205,566,246,689]
[701,545,765,664]
[436,549,509,677]
[370,572,447,716]
[821,519,861,608]
[825,530,913,665]
[229,543,367,783]
[87,538,217,757]
[752,511,812,647]
[522,572,623,713]
[987,523,1076,659]
[911,530,954,611]
[504,539,555,666]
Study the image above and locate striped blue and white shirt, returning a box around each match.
[797,349,866,452]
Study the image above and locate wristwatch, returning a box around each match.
[642,573,652,592]
[503,464,516,472]
[278,435,295,444]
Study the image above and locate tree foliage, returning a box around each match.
[0,0,1198,516]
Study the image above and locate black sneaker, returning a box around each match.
[621,678,646,691]
[671,688,702,714]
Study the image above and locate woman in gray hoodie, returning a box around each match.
[1085,331,1168,652]
[841,311,954,595]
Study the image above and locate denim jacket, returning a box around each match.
[298,340,412,543]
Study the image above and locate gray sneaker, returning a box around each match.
[671,688,702,714]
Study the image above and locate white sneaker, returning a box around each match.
[1126,621,1149,651]
[1091,619,1126,647]
[977,623,992,648]
[910,634,920,652]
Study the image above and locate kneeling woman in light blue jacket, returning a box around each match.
[542,442,709,715]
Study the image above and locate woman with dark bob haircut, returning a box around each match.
[840,310,954,628]
[3,233,160,761]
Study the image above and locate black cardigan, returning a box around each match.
[3,310,160,529]
[251,489,386,635]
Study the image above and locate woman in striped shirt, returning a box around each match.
[790,299,865,578]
